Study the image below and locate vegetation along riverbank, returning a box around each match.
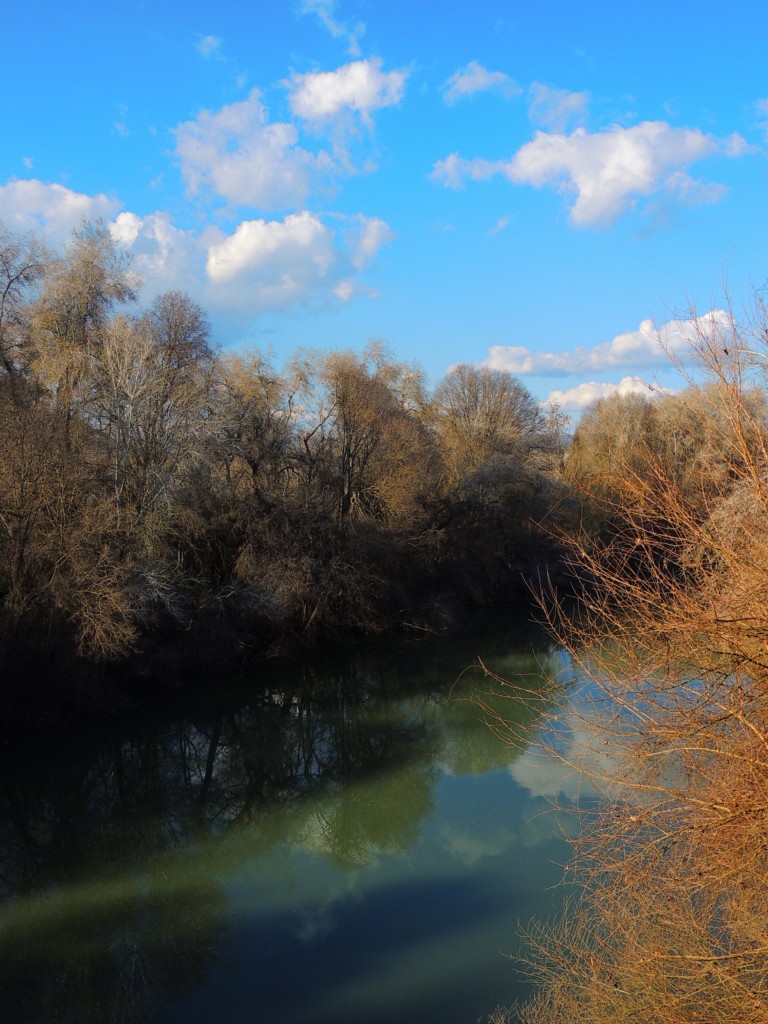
[0,220,573,725]
[492,297,768,1023]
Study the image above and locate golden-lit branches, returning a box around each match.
[508,296,768,1024]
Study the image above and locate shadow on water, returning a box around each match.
[0,618,573,1024]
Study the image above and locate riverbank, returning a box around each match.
[0,581,559,735]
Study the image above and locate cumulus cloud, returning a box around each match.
[205,211,336,302]
[442,61,521,104]
[507,123,726,226]
[203,209,393,313]
[545,377,668,412]
[299,0,365,57]
[109,211,203,297]
[508,688,618,800]
[432,121,746,227]
[528,83,588,132]
[107,209,392,318]
[484,311,733,377]
[287,57,408,127]
[175,89,334,210]
[0,179,121,245]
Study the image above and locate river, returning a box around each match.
[0,618,579,1023]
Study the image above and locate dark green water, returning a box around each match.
[0,622,579,1023]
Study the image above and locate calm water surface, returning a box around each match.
[0,621,579,1023]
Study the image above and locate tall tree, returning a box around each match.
[296,344,437,525]
[0,223,45,383]
[433,364,544,482]
[29,220,137,445]
[86,292,216,545]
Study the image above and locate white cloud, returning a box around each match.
[0,182,197,294]
[108,211,144,248]
[723,133,753,158]
[545,377,667,412]
[508,693,615,801]
[299,0,365,57]
[204,211,338,312]
[484,312,733,377]
[0,179,121,246]
[485,319,662,375]
[432,121,746,227]
[206,211,333,281]
[204,210,392,313]
[174,89,334,210]
[334,278,355,302]
[506,122,738,226]
[442,61,521,105]
[429,153,503,189]
[528,83,588,132]
[663,170,726,203]
[288,57,408,127]
[197,35,223,59]
[109,211,203,297]
[349,214,393,269]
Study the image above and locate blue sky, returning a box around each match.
[3,0,767,412]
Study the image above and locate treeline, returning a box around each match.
[0,220,569,707]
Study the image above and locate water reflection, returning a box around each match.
[0,627,571,1024]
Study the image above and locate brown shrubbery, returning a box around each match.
[509,301,768,1023]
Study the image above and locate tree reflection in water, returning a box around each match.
[0,629,561,1023]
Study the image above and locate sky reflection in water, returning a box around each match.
[0,626,581,1024]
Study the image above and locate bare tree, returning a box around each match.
[501,297,768,1024]
[0,223,45,382]
[29,220,137,446]
[294,344,438,526]
[433,364,544,483]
